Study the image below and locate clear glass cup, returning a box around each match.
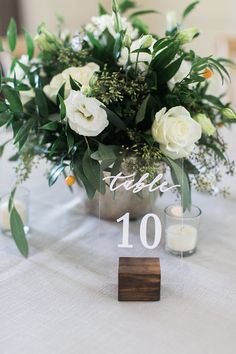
[164,204,201,257]
[0,187,30,235]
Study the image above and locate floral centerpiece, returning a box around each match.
[0,0,235,256]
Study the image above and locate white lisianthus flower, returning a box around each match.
[152,106,202,159]
[85,14,138,40]
[119,35,156,73]
[64,91,109,136]
[43,63,99,103]
[194,113,216,136]
[168,60,191,90]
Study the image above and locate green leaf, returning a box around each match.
[131,18,148,35]
[0,145,4,157]
[129,9,159,19]
[184,160,200,175]
[10,206,29,257]
[23,30,34,60]
[113,32,123,60]
[41,121,58,131]
[110,154,123,176]
[159,55,186,83]
[85,31,103,52]
[152,42,180,70]
[102,107,126,130]
[0,139,10,157]
[83,148,106,194]
[0,38,3,52]
[7,18,17,52]
[8,187,16,212]
[72,157,96,199]
[69,76,81,91]
[67,131,74,153]
[209,57,230,82]
[131,47,151,54]
[58,94,66,119]
[35,88,48,118]
[136,95,150,124]
[204,95,224,108]
[99,3,108,15]
[98,143,117,169]
[0,112,10,127]
[14,117,35,150]
[182,1,200,20]
[166,158,191,211]
[119,0,136,13]
[48,163,67,187]
[57,82,66,100]
[204,143,227,160]
[9,153,20,161]
[2,86,23,113]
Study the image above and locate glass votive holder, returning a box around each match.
[0,187,30,236]
[164,204,201,257]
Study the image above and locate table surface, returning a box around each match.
[0,128,236,354]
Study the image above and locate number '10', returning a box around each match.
[117,213,162,250]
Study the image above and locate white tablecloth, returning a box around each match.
[0,129,236,354]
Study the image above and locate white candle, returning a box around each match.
[166,224,197,253]
[0,200,28,232]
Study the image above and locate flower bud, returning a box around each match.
[166,11,177,32]
[123,32,132,48]
[35,26,61,52]
[141,35,154,49]
[177,27,199,44]
[221,108,236,119]
[195,113,216,136]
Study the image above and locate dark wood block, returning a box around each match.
[118,257,161,301]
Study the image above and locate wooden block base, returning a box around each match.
[118,257,161,301]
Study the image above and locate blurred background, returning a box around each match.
[0,0,235,54]
[1,0,236,99]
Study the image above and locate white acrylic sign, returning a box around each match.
[103,172,179,250]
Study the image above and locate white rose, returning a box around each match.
[43,63,100,103]
[64,91,109,136]
[119,35,156,73]
[168,60,191,90]
[85,14,138,40]
[152,106,202,159]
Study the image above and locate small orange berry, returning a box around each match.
[66,175,76,186]
[203,68,213,79]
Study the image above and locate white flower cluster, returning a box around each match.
[43,63,109,137]
[85,14,138,40]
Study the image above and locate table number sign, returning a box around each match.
[117,212,162,250]
[103,171,180,301]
